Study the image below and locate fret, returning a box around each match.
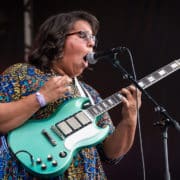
[91,107,100,115]
[158,69,166,76]
[85,108,94,118]
[96,104,105,112]
[147,75,156,82]
[109,95,116,103]
[164,65,174,73]
[102,98,118,110]
[138,81,145,88]
[111,94,121,104]
[86,92,123,118]
[170,61,179,68]
[87,101,108,117]
[87,108,97,117]
[103,99,112,108]
[154,71,165,79]
[101,101,109,109]
[96,101,109,111]
[114,92,123,101]
[138,77,151,88]
[107,98,115,106]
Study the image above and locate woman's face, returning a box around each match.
[54,20,96,77]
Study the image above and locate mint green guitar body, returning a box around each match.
[7,97,110,178]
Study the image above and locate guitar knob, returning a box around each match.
[47,154,53,161]
[36,158,42,164]
[52,160,58,166]
[59,151,67,158]
[41,163,47,170]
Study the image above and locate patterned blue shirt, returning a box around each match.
[0,63,121,180]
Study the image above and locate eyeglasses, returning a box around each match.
[66,31,96,44]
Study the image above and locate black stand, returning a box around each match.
[108,53,180,180]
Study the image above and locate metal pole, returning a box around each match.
[23,0,33,61]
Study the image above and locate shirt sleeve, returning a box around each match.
[0,63,49,103]
[0,72,21,102]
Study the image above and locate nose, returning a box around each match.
[87,38,96,48]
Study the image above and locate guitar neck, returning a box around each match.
[86,59,180,118]
[138,59,180,89]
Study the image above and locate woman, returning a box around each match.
[0,10,141,179]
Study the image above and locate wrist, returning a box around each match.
[35,92,47,107]
[119,117,137,128]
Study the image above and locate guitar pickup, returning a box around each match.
[51,125,65,140]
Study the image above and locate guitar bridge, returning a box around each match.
[42,129,57,146]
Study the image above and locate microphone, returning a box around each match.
[84,47,126,64]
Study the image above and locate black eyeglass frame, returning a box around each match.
[66,31,97,48]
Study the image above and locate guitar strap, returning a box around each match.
[74,77,95,105]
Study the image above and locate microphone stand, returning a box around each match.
[108,54,180,180]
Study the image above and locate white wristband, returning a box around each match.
[35,92,46,107]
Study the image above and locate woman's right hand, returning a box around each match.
[39,75,72,103]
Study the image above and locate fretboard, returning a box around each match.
[86,59,180,118]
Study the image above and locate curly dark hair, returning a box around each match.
[28,10,99,73]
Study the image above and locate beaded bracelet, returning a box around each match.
[35,92,46,107]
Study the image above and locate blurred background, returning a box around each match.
[0,0,179,179]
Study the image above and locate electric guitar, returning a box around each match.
[7,59,180,178]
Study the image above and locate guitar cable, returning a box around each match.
[125,47,146,180]
[15,150,34,165]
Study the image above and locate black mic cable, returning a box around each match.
[125,47,146,180]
